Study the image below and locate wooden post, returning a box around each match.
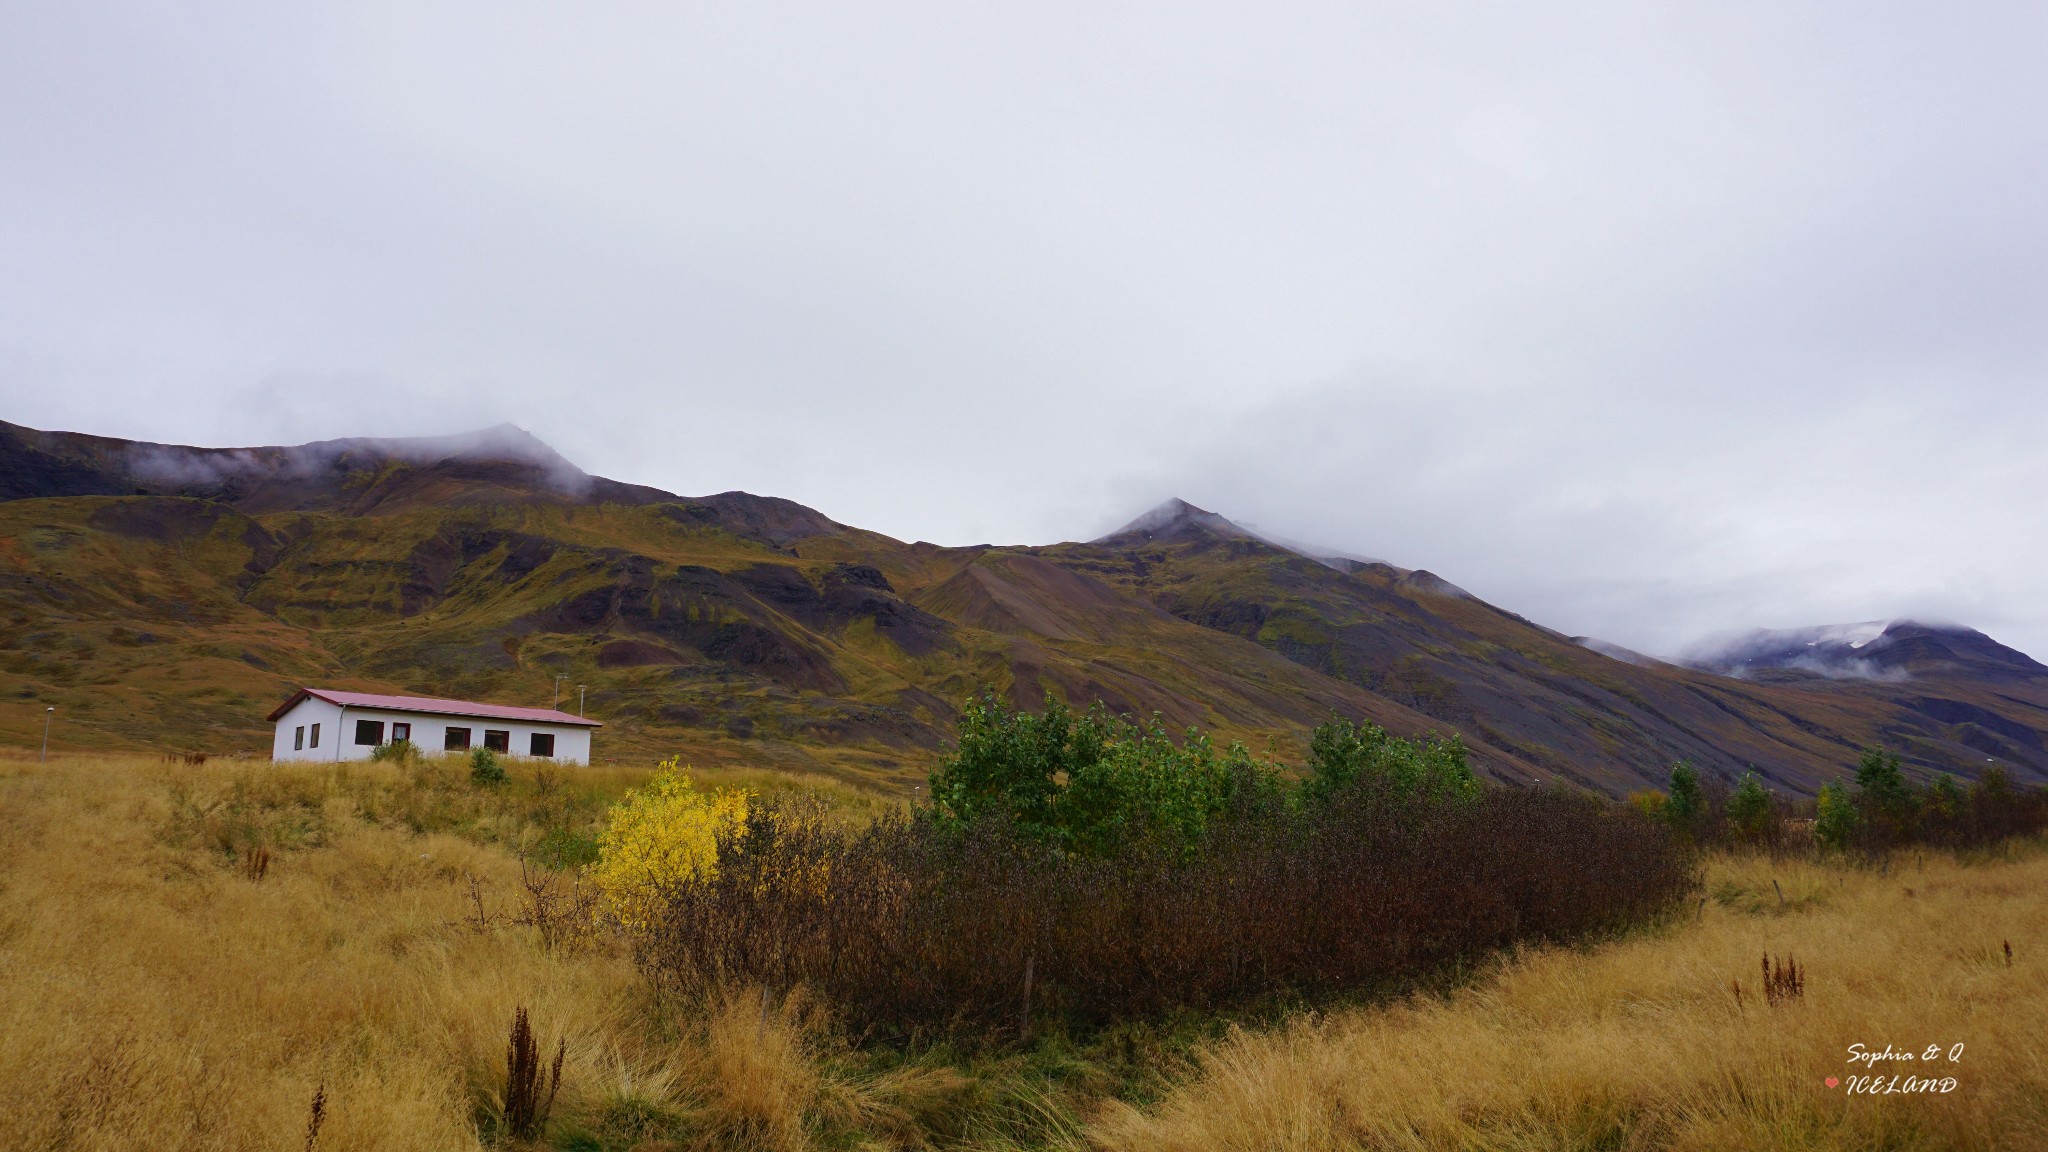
[1696,897,1706,922]
[1773,879,1785,907]
[1020,952,1035,1043]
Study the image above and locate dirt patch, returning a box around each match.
[598,639,691,668]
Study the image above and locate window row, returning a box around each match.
[340,719,556,757]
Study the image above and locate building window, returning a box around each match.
[294,725,305,751]
[355,719,385,746]
[309,723,320,748]
[392,722,411,743]
[529,732,555,757]
[444,727,471,751]
[484,729,511,753]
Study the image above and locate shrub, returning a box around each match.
[1813,781,1860,850]
[640,703,1695,1037]
[1663,761,1708,839]
[1725,772,1780,845]
[369,739,419,765]
[1300,716,1475,805]
[469,746,504,784]
[927,691,1283,855]
[591,761,749,932]
[1928,765,2048,848]
[1815,749,2045,852]
[1855,747,1918,845]
[1627,791,1669,821]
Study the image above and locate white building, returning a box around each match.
[267,688,601,765]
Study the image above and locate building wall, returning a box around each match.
[271,697,344,762]
[270,700,594,765]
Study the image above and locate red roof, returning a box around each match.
[266,688,602,727]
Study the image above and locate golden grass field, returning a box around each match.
[2,751,2043,1151]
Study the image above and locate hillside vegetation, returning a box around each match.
[6,421,2048,796]
[4,748,2044,1151]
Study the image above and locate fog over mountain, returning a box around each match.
[3,3,2044,663]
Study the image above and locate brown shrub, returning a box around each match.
[640,787,1696,1037]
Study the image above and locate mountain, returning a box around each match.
[3,421,2044,794]
[1683,620,2048,684]
[1051,499,2048,791]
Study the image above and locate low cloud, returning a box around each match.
[123,424,592,496]
[2,3,2043,662]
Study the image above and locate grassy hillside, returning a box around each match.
[0,494,1440,790]
[4,749,2041,1150]
[1037,522,2048,795]
[4,421,2045,796]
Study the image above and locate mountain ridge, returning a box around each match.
[3,421,2042,794]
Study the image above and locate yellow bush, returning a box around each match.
[592,760,749,931]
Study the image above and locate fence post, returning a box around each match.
[1020,951,1035,1043]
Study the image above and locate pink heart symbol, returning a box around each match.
[1825,1077,1840,1088]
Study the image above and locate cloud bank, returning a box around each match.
[2,1,2043,660]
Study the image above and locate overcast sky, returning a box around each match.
[4,2,2045,660]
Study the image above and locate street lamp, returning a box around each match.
[40,706,54,762]
[577,685,586,717]
[553,674,570,711]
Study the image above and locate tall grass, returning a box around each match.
[1090,845,2048,1152]
[6,749,2043,1150]
[641,784,1694,1035]
[0,751,896,1151]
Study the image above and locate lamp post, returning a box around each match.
[40,706,54,762]
[553,674,569,711]
[577,685,586,718]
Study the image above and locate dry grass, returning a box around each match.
[6,749,2044,1151]
[1089,848,2048,1151]
[0,751,894,1151]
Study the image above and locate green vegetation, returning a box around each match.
[1300,715,1476,805]
[641,700,1692,1036]
[1724,770,1777,843]
[927,691,1283,855]
[1663,760,1707,838]
[10,477,2041,802]
[1638,747,2046,852]
[469,746,505,784]
[370,738,421,764]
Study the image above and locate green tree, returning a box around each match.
[1968,765,2024,840]
[1925,772,1965,819]
[1664,761,1707,838]
[1814,780,1860,849]
[1301,716,1476,805]
[1726,771,1778,843]
[1854,747,1918,841]
[925,690,1073,838]
[926,691,1282,854]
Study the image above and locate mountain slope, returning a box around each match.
[1044,501,2048,792]
[2,423,2042,794]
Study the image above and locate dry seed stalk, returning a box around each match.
[303,1084,325,1152]
[1763,952,1805,1006]
[504,1007,564,1139]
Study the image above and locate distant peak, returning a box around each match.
[1094,498,1257,545]
[1680,618,2047,683]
